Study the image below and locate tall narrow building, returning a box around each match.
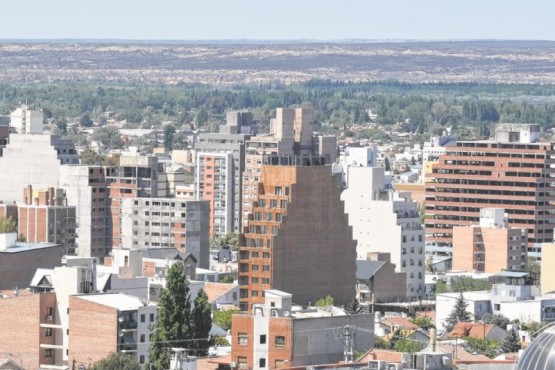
[425,124,555,255]
[239,155,356,311]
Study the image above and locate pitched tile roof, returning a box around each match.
[357,349,403,363]
[203,282,237,303]
[381,316,419,330]
[448,322,496,340]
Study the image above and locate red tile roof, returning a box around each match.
[448,322,495,340]
[203,282,236,303]
[381,316,419,331]
[357,349,403,363]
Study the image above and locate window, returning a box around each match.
[140,334,146,343]
[252,251,259,258]
[45,328,53,337]
[238,357,248,369]
[275,336,286,347]
[140,314,145,323]
[259,358,267,368]
[262,278,270,284]
[45,307,53,320]
[263,265,270,272]
[280,200,287,209]
[263,252,270,258]
[270,199,277,208]
[252,277,259,284]
[285,187,290,195]
[45,349,53,358]
[252,290,259,297]
[238,333,248,346]
[252,265,259,272]
[140,355,145,364]
[275,187,282,195]
[260,334,267,344]
[150,313,155,322]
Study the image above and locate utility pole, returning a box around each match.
[337,325,356,363]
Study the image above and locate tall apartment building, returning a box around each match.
[107,151,168,249]
[341,166,425,300]
[239,155,356,311]
[60,165,111,257]
[120,198,210,268]
[196,113,254,236]
[0,134,79,203]
[425,124,555,254]
[69,293,157,368]
[452,208,528,273]
[232,290,373,370]
[10,104,43,134]
[19,185,77,255]
[242,107,337,226]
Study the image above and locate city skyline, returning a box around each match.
[1,0,554,41]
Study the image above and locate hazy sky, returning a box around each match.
[1,0,554,41]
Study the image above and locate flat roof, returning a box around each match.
[264,289,292,298]
[437,291,492,301]
[0,242,61,254]
[76,292,156,310]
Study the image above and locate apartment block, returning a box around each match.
[197,152,235,237]
[0,292,60,370]
[120,198,210,268]
[425,124,555,254]
[19,185,77,255]
[231,290,373,370]
[452,208,528,273]
[239,155,356,311]
[60,165,111,257]
[341,167,425,300]
[10,104,43,134]
[107,151,168,249]
[69,293,157,367]
[242,107,336,226]
[0,133,79,204]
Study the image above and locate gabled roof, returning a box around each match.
[381,316,419,331]
[357,348,403,363]
[140,248,197,262]
[203,282,237,303]
[356,260,385,279]
[448,322,498,340]
[0,358,24,369]
[29,268,54,288]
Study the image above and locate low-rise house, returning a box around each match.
[448,322,507,342]
[356,253,407,308]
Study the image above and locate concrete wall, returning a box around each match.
[0,244,64,289]
[291,314,374,366]
[542,243,555,294]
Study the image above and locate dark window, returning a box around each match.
[260,334,267,344]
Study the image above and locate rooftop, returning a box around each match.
[0,241,61,254]
[203,282,237,303]
[76,292,156,310]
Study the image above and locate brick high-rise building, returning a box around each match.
[239,155,356,311]
[425,124,555,255]
[242,107,337,227]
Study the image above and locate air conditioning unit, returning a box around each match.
[368,360,386,370]
[387,364,404,370]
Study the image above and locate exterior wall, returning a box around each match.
[121,198,210,268]
[0,134,78,204]
[0,293,59,370]
[542,243,555,294]
[342,167,425,299]
[436,293,492,329]
[240,164,356,310]
[60,165,110,257]
[0,245,64,289]
[291,314,374,366]
[68,296,118,366]
[425,141,555,252]
[196,132,249,236]
[453,226,527,273]
[368,259,407,304]
[394,183,426,208]
[0,203,18,220]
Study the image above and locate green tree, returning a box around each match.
[216,233,239,251]
[214,310,240,331]
[0,216,17,233]
[90,352,140,370]
[80,113,94,127]
[190,289,213,356]
[444,293,472,332]
[373,335,390,349]
[92,126,124,150]
[163,125,176,150]
[411,315,435,330]
[149,262,193,370]
[501,330,522,353]
[345,298,363,314]
[394,338,422,353]
[219,275,234,283]
[80,148,105,165]
[450,277,491,292]
[523,321,542,338]
[464,337,500,358]
[482,313,510,330]
[315,295,334,307]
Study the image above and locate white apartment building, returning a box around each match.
[341,166,425,300]
[10,104,43,134]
